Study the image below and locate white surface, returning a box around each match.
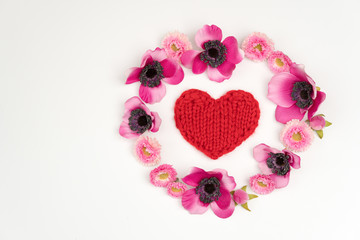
[0,0,359,239]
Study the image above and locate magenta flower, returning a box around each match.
[167,182,187,198]
[125,48,184,104]
[181,167,236,218]
[119,97,161,139]
[280,119,314,152]
[150,164,177,187]
[267,51,292,73]
[241,32,274,61]
[181,25,243,83]
[249,174,275,195]
[253,143,301,188]
[134,136,161,166]
[162,31,192,61]
[268,63,326,123]
[309,115,326,130]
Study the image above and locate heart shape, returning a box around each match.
[174,89,260,159]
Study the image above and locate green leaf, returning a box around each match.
[241,185,247,192]
[316,130,324,139]
[230,191,235,195]
[248,194,258,200]
[241,202,251,211]
[325,121,332,127]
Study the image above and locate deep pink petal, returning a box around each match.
[270,172,290,189]
[253,143,281,163]
[215,188,231,210]
[210,197,235,218]
[182,172,210,187]
[192,54,207,74]
[140,55,153,68]
[139,82,166,104]
[275,105,306,124]
[180,50,201,69]
[189,167,207,175]
[308,91,326,119]
[163,65,184,85]
[144,48,167,62]
[195,25,223,49]
[207,67,227,82]
[182,189,209,214]
[290,64,317,99]
[212,168,236,191]
[222,36,243,64]
[124,96,146,112]
[217,60,235,78]
[160,59,176,77]
[150,111,161,132]
[258,162,273,175]
[284,150,301,169]
[268,72,298,108]
[233,189,249,205]
[125,67,141,84]
[119,121,140,139]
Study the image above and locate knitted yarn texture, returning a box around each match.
[174,89,260,159]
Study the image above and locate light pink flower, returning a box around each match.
[280,119,314,152]
[253,143,301,189]
[125,48,184,104]
[181,25,243,83]
[233,189,249,205]
[162,31,192,61]
[167,182,187,198]
[267,51,292,73]
[150,164,177,187]
[241,32,274,61]
[119,97,161,139]
[134,136,161,166]
[249,174,275,195]
[268,63,326,123]
[181,167,236,218]
[309,115,326,130]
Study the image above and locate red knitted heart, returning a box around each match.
[174,89,260,159]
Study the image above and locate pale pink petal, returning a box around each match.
[270,172,290,189]
[258,161,273,175]
[233,189,249,205]
[182,189,209,214]
[124,96,146,112]
[268,72,298,108]
[145,48,167,62]
[195,25,223,49]
[253,143,281,163]
[189,167,207,175]
[212,168,236,191]
[222,36,243,64]
[163,65,184,85]
[275,105,306,124]
[192,55,207,74]
[210,197,235,218]
[150,111,161,132]
[309,115,326,130]
[182,172,210,187]
[215,188,231,209]
[125,67,141,84]
[217,60,235,77]
[284,150,301,169]
[181,50,201,69]
[119,121,140,138]
[207,67,228,82]
[308,91,326,119]
[140,55,153,68]
[160,59,176,77]
[139,82,166,104]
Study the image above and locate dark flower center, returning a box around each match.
[128,108,152,134]
[200,40,227,68]
[267,152,290,176]
[139,61,164,88]
[291,81,313,109]
[195,177,221,204]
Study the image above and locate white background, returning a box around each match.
[1,0,359,239]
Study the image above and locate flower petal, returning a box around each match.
[258,161,273,175]
[212,168,236,191]
[160,59,176,78]
[270,172,290,189]
[119,121,140,138]
[195,25,223,49]
[215,188,231,210]
[284,150,301,169]
[308,91,326,119]
[290,64,317,99]
[233,189,249,205]
[180,50,201,69]
[192,54,207,74]
[124,96,146,112]
[182,189,209,214]
[268,72,298,108]
[217,60,236,78]
[275,105,306,124]
[210,197,235,218]
[222,36,243,64]
[125,67,141,84]
[189,167,207,175]
[150,111,161,132]
[182,172,210,187]
[139,82,166,104]
[207,67,227,82]
[145,47,167,62]
[163,65,184,85]
[140,55,153,68]
[253,143,281,163]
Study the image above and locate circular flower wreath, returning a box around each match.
[119,25,332,219]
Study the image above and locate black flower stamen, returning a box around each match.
[291,81,313,109]
[195,177,221,203]
[200,40,227,68]
[139,61,164,88]
[128,108,152,134]
[266,152,290,176]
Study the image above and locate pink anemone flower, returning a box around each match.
[119,97,161,139]
[181,25,243,83]
[125,48,184,104]
[253,143,301,188]
[268,63,326,124]
[181,167,236,219]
